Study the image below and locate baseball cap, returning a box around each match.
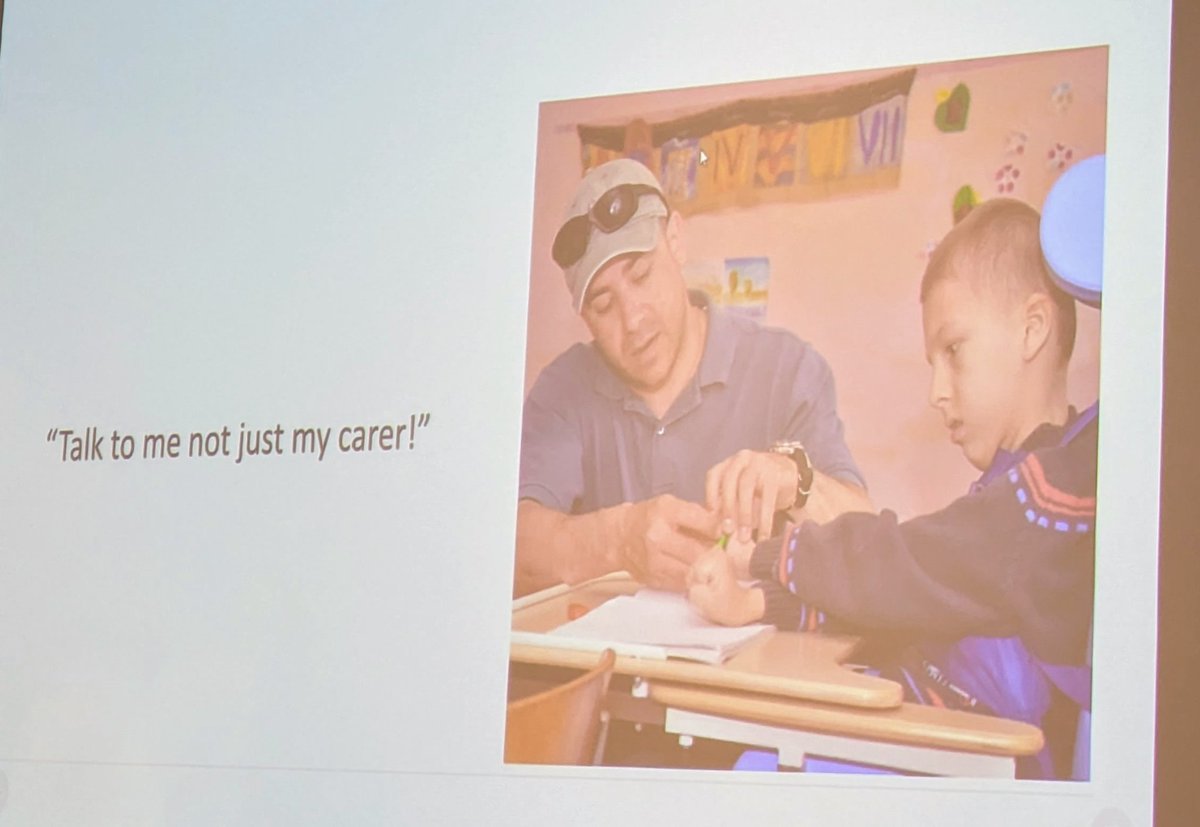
[555,158,669,312]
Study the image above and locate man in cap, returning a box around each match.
[514,158,869,596]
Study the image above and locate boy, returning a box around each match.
[687,198,1097,779]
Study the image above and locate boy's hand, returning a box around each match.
[686,547,765,626]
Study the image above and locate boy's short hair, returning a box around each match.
[921,198,1077,364]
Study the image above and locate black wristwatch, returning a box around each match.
[770,441,814,508]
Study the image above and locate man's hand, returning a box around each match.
[616,494,721,591]
[705,449,797,544]
[513,496,719,597]
[686,547,765,626]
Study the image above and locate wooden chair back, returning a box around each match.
[505,649,615,765]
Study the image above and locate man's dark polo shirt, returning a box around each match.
[519,296,864,514]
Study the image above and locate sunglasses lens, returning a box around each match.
[593,187,640,232]
[551,185,661,269]
[552,215,590,268]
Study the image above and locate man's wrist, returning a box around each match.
[603,501,636,573]
[547,503,628,584]
[770,441,814,509]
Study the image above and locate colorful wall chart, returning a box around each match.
[577,69,915,214]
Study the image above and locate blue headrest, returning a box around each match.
[1039,154,1105,307]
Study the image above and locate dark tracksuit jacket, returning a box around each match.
[749,408,1098,778]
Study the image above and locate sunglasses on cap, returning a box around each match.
[552,183,668,269]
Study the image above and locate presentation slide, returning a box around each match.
[0,2,1169,824]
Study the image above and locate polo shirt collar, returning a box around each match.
[695,292,739,389]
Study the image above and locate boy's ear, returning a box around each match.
[663,211,686,265]
[1021,292,1055,362]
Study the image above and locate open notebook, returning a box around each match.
[537,589,772,665]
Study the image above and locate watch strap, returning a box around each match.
[770,441,814,508]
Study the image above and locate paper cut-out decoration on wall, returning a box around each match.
[577,69,915,214]
[995,163,1021,194]
[1005,130,1029,156]
[581,143,621,171]
[684,258,770,320]
[934,83,971,132]
[1051,82,1074,114]
[953,185,979,224]
[660,137,700,200]
[857,96,905,169]
[804,118,852,181]
[702,124,756,194]
[1040,154,1104,306]
[755,122,800,187]
[623,119,656,172]
[1047,142,1075,171]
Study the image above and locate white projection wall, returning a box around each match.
[0,1,1170,824]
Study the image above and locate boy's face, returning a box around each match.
[922,275,1027,471]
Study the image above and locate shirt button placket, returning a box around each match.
[651,422,673,495]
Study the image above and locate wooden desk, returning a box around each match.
[650,681,1044,778]
[510,576,1046,777]
[512,574,903,709]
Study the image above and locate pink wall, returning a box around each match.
[523,47,1106,519]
